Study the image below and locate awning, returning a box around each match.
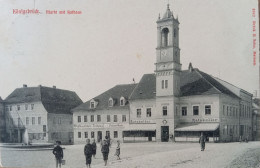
[123,124,156,131]
[175,123,219,132]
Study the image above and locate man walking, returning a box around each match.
[101,136,110,166]
[199,133,206,151]
[53,141,63,168]
[84,139,93,168]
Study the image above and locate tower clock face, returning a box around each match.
[161,50,167,57]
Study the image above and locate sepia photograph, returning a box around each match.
[0,0,259,167]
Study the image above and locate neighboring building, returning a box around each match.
[4,85,82,144]
[72,84,136,144]
[252,98,260,141]
[72,4,254,143]
[0,97,6,142]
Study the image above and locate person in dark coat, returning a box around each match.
[101,136,110,166]
[114,140,120,160]
[53,141,63,168]
[199,133,206,151]
[92,139,97,158]
[84,139,93,168]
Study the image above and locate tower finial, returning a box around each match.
[158,13,161,20]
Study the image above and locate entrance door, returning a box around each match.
[97,131,102,142]
[161,126,169,142]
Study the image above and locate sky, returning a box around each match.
[0,0,259,102]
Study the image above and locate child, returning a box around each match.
[101,137,110,166]
[114,140,120,160]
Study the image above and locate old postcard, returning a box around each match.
[0,0,259,168]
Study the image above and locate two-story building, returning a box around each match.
[4,85,82,144]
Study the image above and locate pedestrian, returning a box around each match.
[114,140,120,160]
[199,133,206,151]
[92,139,97,159]
[84,139,93,168]
[101,136,110,166]
[52,141,63,168]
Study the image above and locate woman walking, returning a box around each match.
[84,139,93,168]
[114,140,120,160]
[101,136,110,166]
[92,139,97,159]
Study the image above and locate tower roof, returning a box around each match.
[162,4,174,19]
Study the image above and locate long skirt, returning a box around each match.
[86,154,92,164]
[102,152,109,161]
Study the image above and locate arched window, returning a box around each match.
[161,28,169,47]
[108,97,113,107]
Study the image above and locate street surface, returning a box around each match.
[0,142,260,168]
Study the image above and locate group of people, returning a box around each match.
[52,136,121,168]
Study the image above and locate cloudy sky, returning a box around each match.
[0,0,259,101]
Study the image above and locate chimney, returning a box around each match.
[53,86,56,89]
[23,84,27,88]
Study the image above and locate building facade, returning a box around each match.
[4,85,82,144]
[0,97,6,142]
[72,4,254,143]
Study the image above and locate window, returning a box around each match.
[122,115,126,122]
[91,115,94,122]
[91,132,94,138]
[25,104,28,110]
[106,131,110,137]
[161,28,169,47]
[58,118,61,124]
[31,104,34,110]
[90,102,95,109]
[84,116,87,122]
[193,106,199,115]
[114,115,118,122]
[120,97,125,106]
[165,80,168,88]
[223,105,225,115]
[107,115,110,122]
[78,132,81,138]
[162,80,164,89]
[205,105,211,115]
[38,117,41,125]
[182,107,187,116]
[108,98,113,107]
[174,28,177,37]
[32,117,35,125]
[43,125,46,132]
[114,131,118,138]
[26,117,29,125]
[17,105,20,111]
[163,106,167,116]
[5,106,9,112]
[227,106,229,116]
[9,105,12,111]
[84,132,88,138]
[146,108,151,117]
[78,116,81,123]
[97,115,101,122]
[137,109,141,118]
[53,117,56,124]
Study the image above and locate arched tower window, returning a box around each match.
[161,28,169,47]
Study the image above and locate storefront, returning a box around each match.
[123,124,156,142]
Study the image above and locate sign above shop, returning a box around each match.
[192,118,219,123]
[130,119,155,124]
[74,123,124,129]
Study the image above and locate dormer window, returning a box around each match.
[120,97,125,106]
[90,99,98,109]
[108,97,113,107]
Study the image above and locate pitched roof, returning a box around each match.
[72,84,137,112]
[129,68,240,100]
[129,74,156,100]
[5,86,82,114]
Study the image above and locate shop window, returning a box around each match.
[146,108,151,117]
[137,109,141,118]
[205,105,211,115]
[85,132,88,138]
[182,106,187,116]
[78,132,81,138]
[114,115,118,122]
[106,131,110,138]
[107,115,110,122]
[91,115,94,122]
[114,131,118,138]
[78,116,81,123]
[193,106,199,115]
[97,115,101,122]
[84,116,87,122]
[163,106,167,116]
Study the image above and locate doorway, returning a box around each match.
[97,131,102,142]
[161,126,169,142]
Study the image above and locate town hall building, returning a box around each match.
[72,4,253,143]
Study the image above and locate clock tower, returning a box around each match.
[155,4,181,142]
